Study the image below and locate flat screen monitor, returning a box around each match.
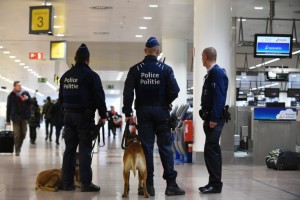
[266,102,285,108]
[264,88,280,98]
[254,34,293,58]
[287,88,300,98]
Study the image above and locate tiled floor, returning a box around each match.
[0,126,300,200]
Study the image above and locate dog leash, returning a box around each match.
[121,122,131,150]
[91,124,105,158]
[121,122,143,150]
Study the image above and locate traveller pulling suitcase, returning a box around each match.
[0,125,14,153]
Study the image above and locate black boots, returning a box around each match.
[165,182,185,196]
[81,183,100,192]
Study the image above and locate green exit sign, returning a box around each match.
[38,77,47,83]
[107,85,114,89]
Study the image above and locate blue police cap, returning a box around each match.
[145,37,160,48]
[75,43,90,62]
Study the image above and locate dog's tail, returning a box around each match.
[132,153,137,177]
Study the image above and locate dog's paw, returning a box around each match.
[144,193,150,198]
[122,193,128,198]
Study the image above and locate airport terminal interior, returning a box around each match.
[0,0,300,199]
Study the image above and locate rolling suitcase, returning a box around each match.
[0,125,14,153]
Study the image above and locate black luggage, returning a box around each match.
[265,149,300,170]
[0,130,14,153]
[276,151,300,170]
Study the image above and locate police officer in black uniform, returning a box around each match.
[198,47,228,194]
[122,37,185,196]
[59,43,107,192]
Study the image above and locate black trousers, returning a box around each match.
[29,126,37,142]
[62,111,94,185]
[203,119,225,189]
[107,121,116,137]
[55,125,63,143]
[136,106,177,186]
[45,119,53,139]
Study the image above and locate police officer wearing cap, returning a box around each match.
[122,37,185,196]
[198,47,228,194]
[59,43,107,192]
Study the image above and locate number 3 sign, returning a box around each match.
[29,6,53,34]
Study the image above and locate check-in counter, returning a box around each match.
[251,107,300,164]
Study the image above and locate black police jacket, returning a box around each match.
[201,64,228,122]
[122,55,180,117]
[59,61,107,118]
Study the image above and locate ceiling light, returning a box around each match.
[238,19,246,22]
[292,50,300,55]
[139,27,147,30]
[15,59,21,63]
[22,86,35,93]
[56,34,64,37]
[24,66,29,69]
[0,46,3,49]
[28,69,33,72]
[143,17,152,20]
[54,16,57,18]
[135,35,143,38]
[30,71,35,74]
[291,74,297,78]
[293,38,296,41]
[3,51,10,54]
[36,92,44,97]
[254,7,263,10]
[54,25,61,29]
[46,81,58,91]
[149,5,158,8]
[249,66,256,69]
[236,78,241,81]
[44,3,52,6]
[19,63,25,66]
[89,6,113,10]
[9,56,16,59]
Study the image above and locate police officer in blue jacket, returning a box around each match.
[198,47,228,194]
[59,44,107,192]
[123,37,185,196]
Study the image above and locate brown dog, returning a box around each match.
[35,154,80,192]
[122,138,149,198]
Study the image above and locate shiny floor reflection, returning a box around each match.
[0,126,300,200]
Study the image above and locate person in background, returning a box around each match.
[42,96,54,141]
[198,47,228,194]
[6,81,31,156]
[28,97,40,144]
[107,105,121,138]
[51,99,64,145]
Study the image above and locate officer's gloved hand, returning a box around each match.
[98,118,106,126]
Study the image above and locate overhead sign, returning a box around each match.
[29,52,44,60]
[107,85,114,89]
[254,107,297,121]
[50,41,67,60]
[38,77,47,83]
[29,6,53,34]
